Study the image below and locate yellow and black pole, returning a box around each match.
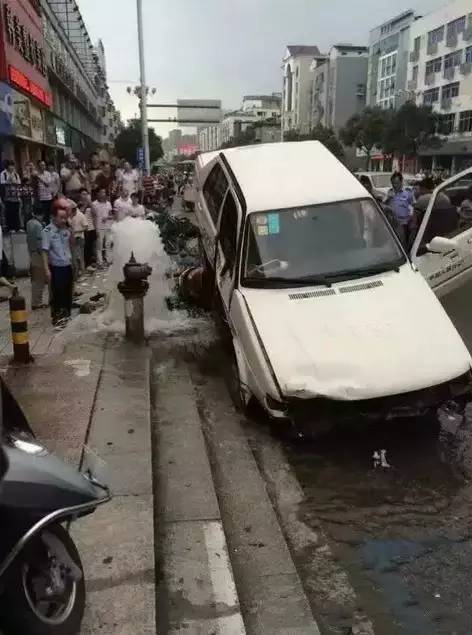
[9,292,33,363]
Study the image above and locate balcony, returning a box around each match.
[424,73,436,86]
[427,41,438,56]
[446,33,458,48]
[409,50,420,62]
[408,79,418,90]
[443,66,456,80]
[441,97,453,110]
[460,62,472,75]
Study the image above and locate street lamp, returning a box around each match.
[126,85,156,172]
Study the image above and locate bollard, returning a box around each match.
[117,253,152,344]
[9,293,33,363]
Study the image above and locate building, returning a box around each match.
[94,40,122,154]
[198,125,220,153]
[282,45,321,134]
[311,44,368,131]
[0,0,121,169]
[407,0,472,171]
[163,128,199,160]
[367,10,418,110]
[241,94,281,120]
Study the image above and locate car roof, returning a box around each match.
[200,141,368,213]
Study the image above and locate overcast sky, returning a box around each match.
[79,0,446,139]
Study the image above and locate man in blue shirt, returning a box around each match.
[42,205,73,326]
[385,172,415,246]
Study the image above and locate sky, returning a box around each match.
[78,0,447,139]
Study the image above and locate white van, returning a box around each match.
[194,142,472,428]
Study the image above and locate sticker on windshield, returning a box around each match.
[267,213,280,234]
[257,225,269,236]
[255,214,268,226]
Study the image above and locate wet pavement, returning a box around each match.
[153,264,472,634]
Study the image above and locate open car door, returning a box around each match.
[410,168,472,298]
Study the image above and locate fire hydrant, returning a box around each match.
[117,253,152,344]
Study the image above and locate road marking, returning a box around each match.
[203,520,246,634]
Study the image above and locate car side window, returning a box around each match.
[202,163,228,226]
[218,191,238,273]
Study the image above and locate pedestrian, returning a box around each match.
[94,161,117,201]
[88,152,102,199]
[129,192,146,218]
[459,185,472,227]
[26,208,47,309]
[47,161,61,198]
[35,160,53,223]
[60,155,87,203]
[118,162,139,195]
[42,205,74,326]
[69,201,88,278]
[0,161,21,232]
[385,172,415,247]
[113,189,133,221]
[79,189,96,270]
[92,188,112,267]
[412,177,456,243]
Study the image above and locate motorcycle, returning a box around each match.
[0,381,110,634]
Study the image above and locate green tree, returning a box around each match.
[340,107,389,168]
[220,125,257,148]
[284,125,345,160]
[381,102,443,158]
[114,119,163,165]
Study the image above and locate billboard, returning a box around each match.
[177,99,222,125]
[0,81,13,136]
[178,144,199,156]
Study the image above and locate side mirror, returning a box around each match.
[426,236,457,254]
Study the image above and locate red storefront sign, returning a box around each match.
[9,65,51,107]
[0,0,51,109]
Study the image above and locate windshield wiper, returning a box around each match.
[243,275,332,288]
[324,262,403,281]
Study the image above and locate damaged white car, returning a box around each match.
[194,142,472,430]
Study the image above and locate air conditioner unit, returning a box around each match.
[446,33,458,48]
[444,66,456,80]
[427,41,438,55]
[441,97,453,110]
[460,62,472,75]
[425,73,435,86]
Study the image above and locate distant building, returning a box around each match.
[367,10,418,110]
[242,94,282,119]
[282,45,321,134]
[163,129,199,160]
[311,44,368,131]
[407,0,472,171]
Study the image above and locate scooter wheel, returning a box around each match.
[0,524,85,634]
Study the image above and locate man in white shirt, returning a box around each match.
[129,192,145,218]
[35,161,53,223]
[113,189,133,222]
[0,161,21,232]
[61,156,87,202]
[119,162,139,195]
[92,189,113,266]
[69,202,88,277]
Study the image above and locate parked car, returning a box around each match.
[193,142,472,432]
[356,171,417,201]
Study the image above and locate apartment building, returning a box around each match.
[282,45,321,134]
[407,0,472,171]
[367,10,418,110]
[311,44,368,131]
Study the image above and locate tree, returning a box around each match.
[340,107,390,168]
[220,125,256,149]
[283,125,345,160]
[114,119,163,165]
[381,102,443,158]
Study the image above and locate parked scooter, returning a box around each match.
[0,381,110,634]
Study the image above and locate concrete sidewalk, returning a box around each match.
[4,332,156,634]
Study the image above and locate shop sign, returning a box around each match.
[54,118,70,148]
[3,3,47,77]
[0,82,14,136]
[29,103,43,143]
[12,89,31,139]
[9,65,52,108]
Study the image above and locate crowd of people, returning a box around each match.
[0,152,173,327]
[360,171,472,248]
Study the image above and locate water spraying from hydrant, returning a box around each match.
[117,252,152,344]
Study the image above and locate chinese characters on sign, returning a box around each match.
[8,66,52,108]
[4,4,46,77]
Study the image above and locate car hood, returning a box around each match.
[242,267,471,401]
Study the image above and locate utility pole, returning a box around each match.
[136,0,150,175]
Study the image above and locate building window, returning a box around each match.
[447,16,466,39]
[428,26,445,45]
[412,65,418,81]
[444,50,463,69]
[376,51,397,108]
[426,57,442,75]
[438,113,456,134]
[413,36,421,53]
[423,87,440,104]
[459,110,472,132]
[442,82,460,99]
[466,46,472,63]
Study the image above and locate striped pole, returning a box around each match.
[9,293,33,364]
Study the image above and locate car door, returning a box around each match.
[410,168,472,298]
[215,189,241,320]
[197,162,229,266]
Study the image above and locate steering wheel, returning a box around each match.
[248,259,288,276]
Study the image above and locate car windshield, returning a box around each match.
[242,199,405,287]
[370,174,391,188]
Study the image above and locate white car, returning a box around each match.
[194,142,472,430]
[356,171,417,201]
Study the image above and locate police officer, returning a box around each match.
[42,204,74,326]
